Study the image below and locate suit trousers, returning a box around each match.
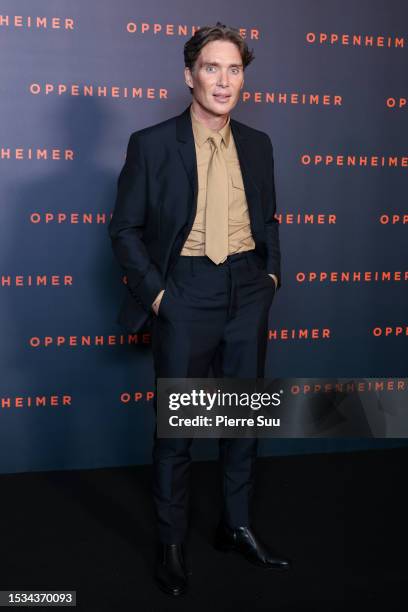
[150,249,276,543]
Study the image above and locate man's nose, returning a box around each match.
[217,71,230,87]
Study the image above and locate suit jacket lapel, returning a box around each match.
[176,105,198,196]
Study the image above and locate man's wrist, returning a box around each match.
[151,288,165,310]
[268,273,278,289]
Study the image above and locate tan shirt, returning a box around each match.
[180,105,256,256]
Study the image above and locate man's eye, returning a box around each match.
[206,66,216,72]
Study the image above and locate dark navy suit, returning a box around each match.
[109,104,282,543]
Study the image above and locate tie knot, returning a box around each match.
[208,133,223,150]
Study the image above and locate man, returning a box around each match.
[109,23,291,596]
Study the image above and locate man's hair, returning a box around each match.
[184,22,255,93]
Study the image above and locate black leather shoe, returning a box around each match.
[214,523,291,570]
[154,543,188,596]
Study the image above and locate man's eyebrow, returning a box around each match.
[202,61,243,67]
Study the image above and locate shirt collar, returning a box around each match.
[190,104,231,149]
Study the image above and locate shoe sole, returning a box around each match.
[214,541,290,570]
[155,581,188,597]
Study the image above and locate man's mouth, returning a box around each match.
[213,93,231,102]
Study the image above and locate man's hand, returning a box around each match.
[152,289,165,315]
[268,274,278,290]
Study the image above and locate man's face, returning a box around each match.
[185,39,244,116]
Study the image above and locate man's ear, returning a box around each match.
[184,66,193,89]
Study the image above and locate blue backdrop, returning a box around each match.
[0,0,407,474]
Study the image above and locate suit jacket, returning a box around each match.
[108,104,281,333]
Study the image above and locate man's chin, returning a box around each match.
[207,98,236,115]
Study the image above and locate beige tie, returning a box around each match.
[205,134,229,264]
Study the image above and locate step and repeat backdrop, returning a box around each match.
[0,0,407,473]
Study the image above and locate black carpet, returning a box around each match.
[1,448,407,611]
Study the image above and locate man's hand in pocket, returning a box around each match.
[152,289,165,316]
